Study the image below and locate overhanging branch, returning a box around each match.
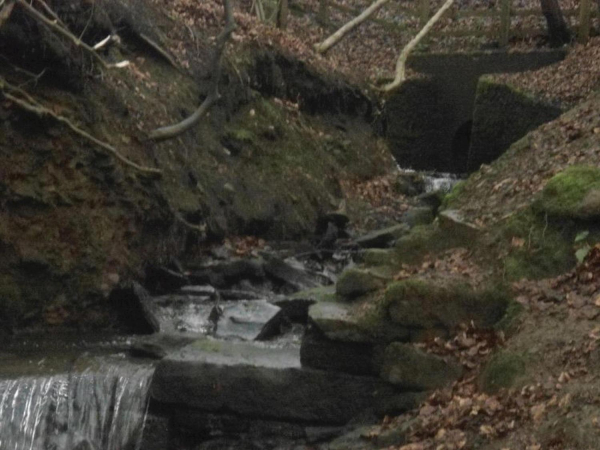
[148,0,236,141]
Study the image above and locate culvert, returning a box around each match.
[384,50,566,174]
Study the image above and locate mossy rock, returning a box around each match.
[393,224,445,264]
[441,180,466,210]
[380,342,463,390]
[308,300,409,343]
[291,285,337,303]
[361,249,397,267]
[384,278,510,332]
[536,166,600,220]
[494,208,574,280]
[479,351,527,393]
[336,268,386,300]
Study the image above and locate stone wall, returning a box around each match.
[385,50,566,173]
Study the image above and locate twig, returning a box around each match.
[78,1,94,40]
[34,0,67,28]
[148,0,236,141]
[0,78,161,175]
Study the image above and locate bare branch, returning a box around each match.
[314,0,390,54]
[382,0,454,92]
[148,0,236,141]
[0,78,161,175]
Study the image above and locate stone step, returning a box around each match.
[151,339,415,426]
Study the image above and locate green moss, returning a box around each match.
[536,165,600,219]
[384,278,510,330]
[362,249,397,267]
[480,351,527,393]
[494,300,524,336]
[394,224,469,264]
[441,180,466,209]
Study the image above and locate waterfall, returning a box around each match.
[0,360,154,450]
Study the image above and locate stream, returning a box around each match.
[0,170,457,450]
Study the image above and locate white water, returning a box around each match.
[0,360,154,450]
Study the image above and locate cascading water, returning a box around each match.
[0,359,154,450]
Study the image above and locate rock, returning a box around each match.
[380,343,463,390]
[401,207,435,228]
[438,209,481,236]
[308,300,409,343]
[336,268,385,299]
[385,278,509,333]
[151,339,401,425]
[189,259,265,288]
[129,333,198,359]
[145,265,189,295]
[361,249,397,267]
[480,351,527,393]
[178,285,216,297]
[273,297,315,322]
[109,282,160,333]
[262,254,322,291]
[393,172,426,197]
[215,300,281,341]
[536,166,600,219]
[355,224,410,248]
[416,190,444,212]
[300,327,379,376]
[219,289,264,300]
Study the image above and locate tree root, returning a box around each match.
[0,78,162,176]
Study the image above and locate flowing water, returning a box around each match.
[0,339,154,450]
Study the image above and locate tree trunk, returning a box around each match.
[540,0,571,46]
[277,0,289,29]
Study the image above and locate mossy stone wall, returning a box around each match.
[468,78,563,171]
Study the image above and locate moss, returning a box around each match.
[441,180,466,209]
[394,224,469,264]
[362,248,397,267]
[469,77,562,171]
[291,285,337,303]
[536,165,600,219]
[494,208,574,280]
[494,299,524,336]
[480,351,527,393]
[384,278,510,331]
[336,268,386,300]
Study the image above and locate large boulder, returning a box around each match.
[380,343,462,390]
[151,339,404,425]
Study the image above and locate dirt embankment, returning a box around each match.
[0,0,394,332]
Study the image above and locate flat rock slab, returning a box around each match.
[215,300,281,340]
[355,224,409,248]
[151,339,400,425]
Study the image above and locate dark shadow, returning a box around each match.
[451,120,472,173]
